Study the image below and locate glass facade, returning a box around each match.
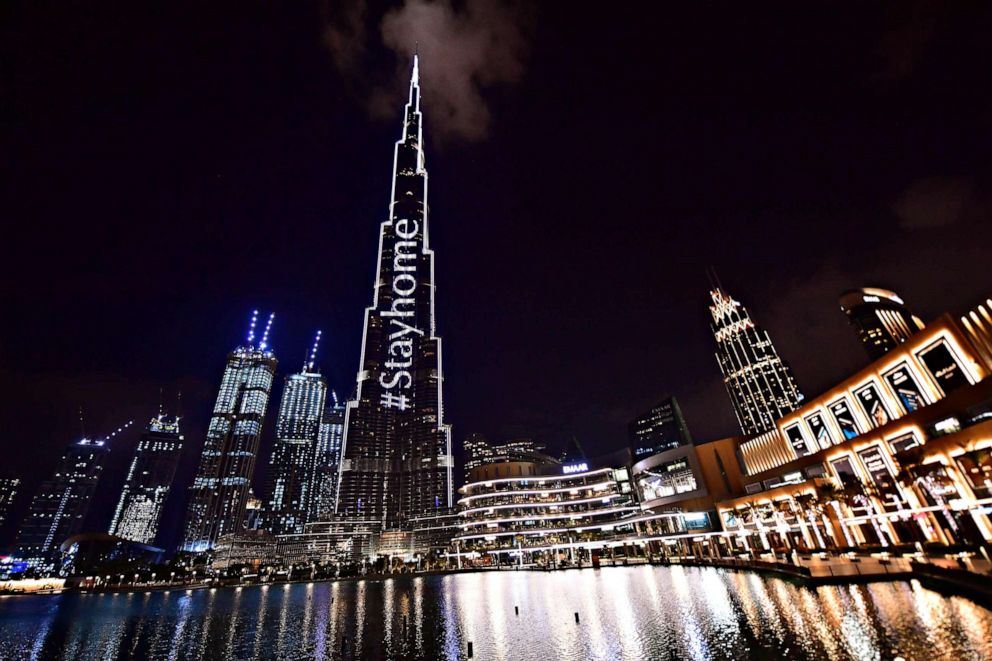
[109,416,183,545]
[182,336,278,552]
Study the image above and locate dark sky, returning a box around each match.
[2,1,991,549]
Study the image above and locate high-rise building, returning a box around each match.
[264,332,328,536]
[709,283,803,435]
[629,396,692,457]
[182,311,278,552]
[0,477,20,530]
[463,435,557,473]
[13,426,125,568]
[310,393,345,522]
[839,287,925,361]
[334,57,454,532]
[108,414,183,545]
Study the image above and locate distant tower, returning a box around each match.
[13,422,131,570]
[0,477,21,530]
[629,396,692,457]
[263,331,328,536]
[181,311,278,552]
[839,287,925,360]
[709,279,804,435]
[310,391,346,522]
[109,414,184,545]
[335,56,454,530]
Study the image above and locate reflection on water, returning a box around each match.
[1,566,991,660]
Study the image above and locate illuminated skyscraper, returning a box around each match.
[709,282,803,435]
[0,477,21,529]
[182,311,278,552]
[335,56,454,531]
[263,332,328,536]
[310,392,345,522]
[109,414,183,545]
[13,422,131,569]
[629,396,692,457]
[839,287,925,361]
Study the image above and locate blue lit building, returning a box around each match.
[181,311,278,552]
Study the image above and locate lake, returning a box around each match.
[1,566,990,660]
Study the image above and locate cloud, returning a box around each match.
[893,176,974,229]
[323,0,533,142]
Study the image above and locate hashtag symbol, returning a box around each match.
[380,392,409,411]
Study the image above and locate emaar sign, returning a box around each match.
[562,462,589,474]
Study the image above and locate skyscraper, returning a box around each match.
[335,56,454,532]
[709,283,803,435]
[310,392,345,522]
[839,287,925,360]
[462,435,557,473]
[108,414,183,545]
[13,422,131,568]
[629,396,692,457]
[0,477,20,530]
[182,311,278,552]
[263,332,328,536]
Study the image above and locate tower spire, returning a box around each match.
[412,53,420,88]
[260,312,275,351]
[247,309,259,345]
[305,330,322,372]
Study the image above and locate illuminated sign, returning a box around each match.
[562,462,589,474]
[378,217,424,411]
[785,424,810,458]
[883,364,925,413]
[828,398,860,440]
[854,382,889,428]
[917,341,970,396]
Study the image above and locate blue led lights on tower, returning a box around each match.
[263,331,328,536]
[181,311,278,552]
[13,422,132,570]
[335,56,454,531]
[109,413,184,545]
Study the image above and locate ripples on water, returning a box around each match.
[1,566,990,660]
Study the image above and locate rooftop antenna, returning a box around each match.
[246,309,260,345]
[78,405,86,439]
[259,312,275,351]
[158,387,165,418]
[305,330,322,372]
[176,390,183,420]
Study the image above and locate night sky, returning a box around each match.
[3,2,991,549]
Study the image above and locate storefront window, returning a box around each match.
[829,398,861,440]
[635,458,698,501]
[883,363,927,413]
[854,381,891,428]
[805,413,833,449]
[785,424,811,458]
[917,340,971,396]
[887,431,920,454]
[954,448,992,500]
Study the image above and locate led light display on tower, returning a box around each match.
[181,311,278,552]
[709,283,804,435]
[310,392,345,522]
[334,56,454,531]
[263,331,328,536]
[109,414,183,545]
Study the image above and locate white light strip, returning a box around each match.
[461,468,613,491]
[457,481,615,505]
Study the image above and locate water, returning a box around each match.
[1,566,990,660]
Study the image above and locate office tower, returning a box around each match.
[108,414,183,545]
[0,477,20,529]
[182,311,278,552]
[335,56,454,531]
[463,434,494,473]
[263,332,328,536]
[310,392,345,522]
[709,282,804,435]
[462,436,557,473]
[13,422,131,568]
[629,396,692,457]
[839,287,925,360]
